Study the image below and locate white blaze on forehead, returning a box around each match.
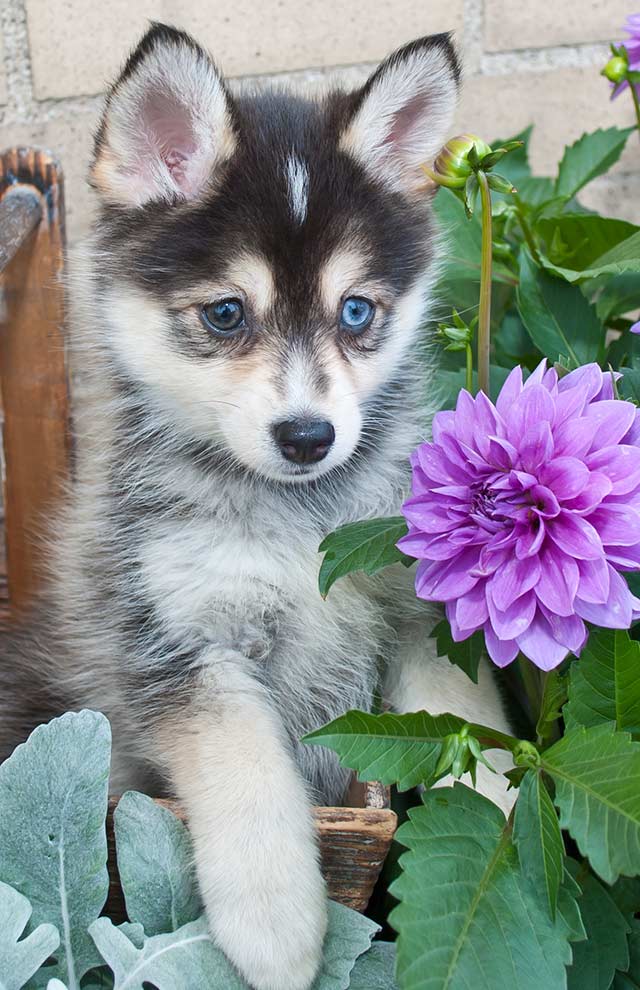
[285,154,309,224]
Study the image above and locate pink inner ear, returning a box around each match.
[141,90,198,189]
[384,91,431,158]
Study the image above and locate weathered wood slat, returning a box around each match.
[0,190,42,274]
[0,148,70,614]
[105,786,397,920]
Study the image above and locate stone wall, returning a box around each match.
[1,0,637,241]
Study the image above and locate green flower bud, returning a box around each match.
[513,740,542,769]
[602,54,629,84]
[424,134,493,188]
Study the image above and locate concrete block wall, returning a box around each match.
[0,0,638,242]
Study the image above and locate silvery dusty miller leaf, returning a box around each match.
[89,915,246,990]
[312,900,379,990]
[347,941,398,989]
[114,791,201,936]
[0,880,59,990]
[0,711,111,988]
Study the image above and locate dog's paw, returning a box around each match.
[207,857,328,990]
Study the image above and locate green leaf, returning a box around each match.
[433,188,516,286]
[542,724,640,884]
[564,629,640,735]
[89,916,245,990]
[536,668,569,748]
[565,863,630,990]
[0,711,111,987]
[314,901,380,990]
[513,770,564,919]
[390,784,580,990]
[614,918,640,989]
[537,215,639,282]
[318,518,411,597]
[517,248,604,366]
[304,710,517,791]
[114,792,202,937]
[596,272,640,322]
[0,881,59,990]
[347,942,398,990]
[621,368,640,404]
[543,229,640,283]
[490,126,533,184]
[607,875,640,917]
[430,619,484,684]
[555,128,634,200]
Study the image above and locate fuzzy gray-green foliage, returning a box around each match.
[0,711,397,990]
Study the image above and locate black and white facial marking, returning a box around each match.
[91,23,460,484]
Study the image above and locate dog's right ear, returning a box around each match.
[91,24,236,207]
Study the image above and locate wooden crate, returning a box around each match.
[0,146,397,913]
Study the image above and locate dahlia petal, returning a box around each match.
[538,605,587,653]
[397,531,460,560]
[515,519,545,559]
[557,363,604,400]
[553,385,590,427]
[401,499,459,534]
[454,389,477,448]
[523,359,548,389]
[594,371,622,402]
[415,549,480,602]
[519,421,554,473]
[539,457,589,500]
[455,581,489,632]
[584,400,637,450]
[589,504,640,546]
[605,544,640,569]
[495,365,523,418]
[534,549,579,616]
[415,444,470,485]
[488,591,536,640]
[563,472,612,514]
[515,612,570,670]
[622,409,640,446]
[587,445,640,495]
[577,557,610,604]
[574,566,633,628]
[486,436,517,470]
[484,624,519,668]
[488,554,541,611]
[508,386,555,446]
[553,417,594,458]
[548,510,603,560]
[431,410,456,444]
[530,485,561,519]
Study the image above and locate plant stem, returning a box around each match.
[631,82,640,137]
[465,343,473,393]
[476,170,492,397]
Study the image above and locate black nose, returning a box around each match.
[272,419,335,465]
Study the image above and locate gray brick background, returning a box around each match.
[1,0,637,242]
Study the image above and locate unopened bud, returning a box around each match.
[602,54,629,84]
[424,134,493,188]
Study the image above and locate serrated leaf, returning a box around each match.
[0,881,59,990]
[114,792,201,937]
[304,710,516,791]
[513,770,564,919]
[430,619,484,684]
[347,942,398,989]
[614,918,640,989]
[0,711,111,988]
[390,784,580,990]
[565,860,630,990]
[555,128,634,200]
[517,248,604,366]
[536,668,568,748]
[537,215,640,282]
[607,876,640,917]
[432,188,516,286]
[542,724,640,884]
[564,629,640,735]
[318,518,411,596]
[89,916,244,990]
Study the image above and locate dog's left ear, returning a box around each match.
[340,34,460,197]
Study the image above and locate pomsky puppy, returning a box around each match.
[0,24,513,990]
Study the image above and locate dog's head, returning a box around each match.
[90,24,459,483]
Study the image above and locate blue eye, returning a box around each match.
[340,296,375,334]
[201,299,245,335]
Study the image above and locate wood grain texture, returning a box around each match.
[105,785,396,921]
[0,191,42,273]
[0,148,70,614]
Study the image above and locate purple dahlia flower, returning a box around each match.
[399,362,640,670]
[631,320,640,334]
[612,13,640,99]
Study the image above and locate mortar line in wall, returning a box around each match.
[0,0,36,119]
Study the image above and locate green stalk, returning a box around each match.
[631,81,640,136]
[476,170,492,397]
[465,342,473,393]
[515,197,541,264]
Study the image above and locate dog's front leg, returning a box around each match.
[154,657,327,990]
